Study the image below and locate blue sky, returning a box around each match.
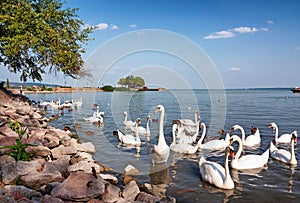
[1,0,300,89]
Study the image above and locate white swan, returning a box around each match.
[177,117,200,144]
[130,115,151,135]
[170,123,199,154]
[179,110,199,135]
[84,106,104,124]
[268,122,294,144]
[270,131,297,165]
[116,118,141,146]
[179,110,199,126]
[123,111,135,129]
[150,105,170,164]
[230,135,269,170]
[198,123,230,150]
[199,146,235,190]
[231,125,261,147]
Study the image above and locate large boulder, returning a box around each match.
[1,160,44,184]
[19,171,64,190]
[51,173,105,201]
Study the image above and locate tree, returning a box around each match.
[117,75,145,89]
[0,0,94,82]
[6,78,10,88]
[101,85,114,92]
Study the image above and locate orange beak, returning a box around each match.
[229,150,235,159]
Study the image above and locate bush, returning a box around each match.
[101,85,115,92]
[26,86,33,91]
[0,120,35,161]
[114,87,130,91]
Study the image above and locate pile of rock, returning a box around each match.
[0,88,176,202]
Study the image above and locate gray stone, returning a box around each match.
[2,160,44,184]
[135,192,160,203]
[43,159,70,178]
[102,183,120,203]
[41,194,64,203]
[122,180,140,202]
[51,173,105,201]
[20,171,64,190]
[51,145,77,159]
[3,185,42,201]
[68,160,101,174]
[25,145,51,157]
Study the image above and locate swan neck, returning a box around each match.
[158,109,167,147]
[290,139,296,163]
[235,136,243,159]
[172,125,176,144]
[239,126,246,142]
[197,124,206,145]
[224,151,232,183]
[274,125,278,142]
[124,112,127,122]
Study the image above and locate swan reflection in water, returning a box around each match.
[202,184,235,203]
[148,163,171,199]
[288,165,296,193]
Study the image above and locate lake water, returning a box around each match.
[27,88,300,203]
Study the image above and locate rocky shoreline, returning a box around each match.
[0,87,176,203]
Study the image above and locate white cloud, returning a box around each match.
[261,27,269,31]
[232,26,258,33]
[229,67,241,71]
[110,24,119,30]
[203,30,234,39]
[95,23,109,30]
[130,24,137,28]
[267,20,274,24]
[204,26,266,40]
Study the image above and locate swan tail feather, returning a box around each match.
[262,148,270,163]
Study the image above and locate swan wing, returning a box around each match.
[270,142,290,163]
[171,143,198,154]
[199,159,226,188]
[244,134,261,146]
[277,133,292,144]
[151,145,170,164]
[201,140,227,150]
[232,152,269,170]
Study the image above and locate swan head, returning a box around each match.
[231,125,238,132]
[226,145,235,159]
[291,131,297,143]
[147,115,151,121]
[155,105,164,114]
[123,111,127,116]
[135,118,141,125]
[200,122,206,129]
[219,128,226,135]
[268,122,277,129]
[251,126,258,134]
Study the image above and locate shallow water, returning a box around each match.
[28,89,300,203]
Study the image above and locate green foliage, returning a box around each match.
[114,86,130,91]
[0,0,94,82]
[101,85,114,92]
[118,75,145,89]
[26,86,33,91]
[47,87,53,91]
[0,120,35,161]
[41,84,46,91]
